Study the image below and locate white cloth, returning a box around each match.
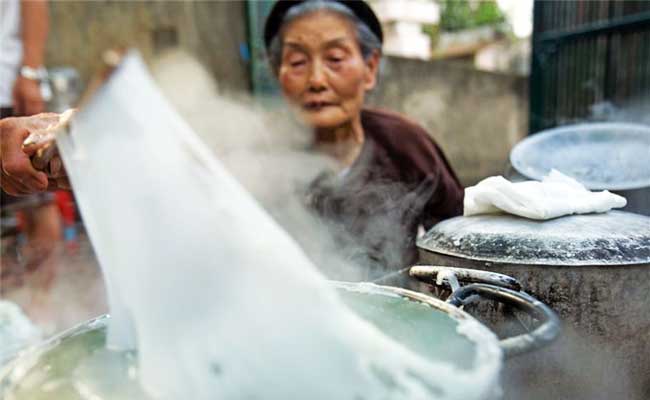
[0,0,22,107]
[464,169,627,220]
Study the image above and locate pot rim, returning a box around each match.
[1,282,503,396]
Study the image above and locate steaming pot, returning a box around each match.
[0,281,558,399]
[415,210,650,399]
[509,122,650,215]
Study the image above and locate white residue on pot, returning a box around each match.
[419,212,650,266]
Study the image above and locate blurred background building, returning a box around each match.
[372,0,440,60]
[372,0,532,76]
[21,0,650,191]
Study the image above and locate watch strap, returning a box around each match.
[20,66,48,81]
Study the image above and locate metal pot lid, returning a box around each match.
[510,122,650,190]
[417,211,650,266]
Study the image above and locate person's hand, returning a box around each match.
[1,113,70,196]
[12,76,45,116]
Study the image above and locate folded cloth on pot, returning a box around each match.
[464,169,627,220]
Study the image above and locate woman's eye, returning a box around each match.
[327,52,345,62]
[290,60,306,67]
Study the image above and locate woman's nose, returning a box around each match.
[308,61,327,92]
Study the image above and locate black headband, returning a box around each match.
[263,0,384,50]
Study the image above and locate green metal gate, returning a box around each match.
[530,0,650,133]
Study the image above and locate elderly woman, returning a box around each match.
[264,0,464,276]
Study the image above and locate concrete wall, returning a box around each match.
[43,2,526,186]
[45,1,250,93]
[368,56,528,186]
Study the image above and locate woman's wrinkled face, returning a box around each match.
[278,11,379,129]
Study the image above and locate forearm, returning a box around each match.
[20,0,49,68]
[419,171,464,230]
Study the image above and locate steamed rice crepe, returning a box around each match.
[56,51,501,400]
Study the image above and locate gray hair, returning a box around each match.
[267,0,382,74]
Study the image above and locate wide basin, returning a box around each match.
[0,282,502,399]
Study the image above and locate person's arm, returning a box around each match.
[13,0,49,116]
[419,156,464,229]
[360,109,464,229]
[401,127,464,229]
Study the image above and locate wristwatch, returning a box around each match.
[20,65,49,81]
[19,65,53,101]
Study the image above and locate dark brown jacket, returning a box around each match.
[306,108,463,275]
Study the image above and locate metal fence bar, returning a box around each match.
[530,0,650,133]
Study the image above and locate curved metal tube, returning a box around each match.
[447,283,561,358]
[410,265,522,291]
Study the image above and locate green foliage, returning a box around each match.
[421,23,440,48]
[439,0,506,32]
[439,0,473,32]
[474,1,506,26]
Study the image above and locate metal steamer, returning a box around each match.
[416,211,650,399]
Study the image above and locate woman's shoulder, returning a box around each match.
[361,108,430,140]
[361,108,443,163]
[360,107,461,184]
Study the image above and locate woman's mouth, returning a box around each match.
[303,101,334,111]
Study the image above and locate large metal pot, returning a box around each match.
[416,210,650,400]
[0,281,558,400]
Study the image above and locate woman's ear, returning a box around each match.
[363,51,380,91]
